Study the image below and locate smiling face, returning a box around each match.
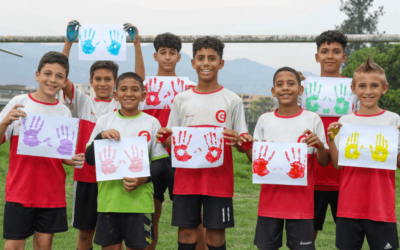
[35,63,67,98]
[316,41,347,76]
[114,78,146,113]
[154,47,181,73]
[352,72,388,110]
[272,71,304,106]
[90,69,116,101]
[191,48,224,83]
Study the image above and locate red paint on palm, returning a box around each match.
[241,140,253,151]
[145,77,164,106]
[285,148,306,179]
[252,145,275,176]
[173,130,193,162]
[204,132,223,163]
[171,78,188,104]
[158,132,171,143]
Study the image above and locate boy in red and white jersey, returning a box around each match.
[240,67,330,250]
[0,52,84,249]
[328,57,400,250]
[62,20,144,250]
[156,36,246,250]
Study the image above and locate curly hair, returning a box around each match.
[37,51,69,78]
[154,33,182,53]
[90,61,119,80]
[192,36,225,59]
[116,72,143,90]
[352,56,387,87]
[315,30,348,51]
[273,67,301,86]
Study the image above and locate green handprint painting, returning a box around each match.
[334,83,353,115]
[305,82,322,112]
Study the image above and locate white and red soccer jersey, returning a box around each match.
[167,86,247,197]
[253,109,328,219]
[334,110,400,222]
[64,84,120,183]
[0,93,72,207]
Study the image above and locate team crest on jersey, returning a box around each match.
[114,108,117,112]
[216,110,226,123]
[139,130,151,142]
[297,134,307,143]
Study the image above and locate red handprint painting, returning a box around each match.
[252,145,275,176]
[285,147,307,179]
[124,145,144,173]
[204,132,223,163]
[145,77,163,106]
[173,130,193,162]
[98,145,125,175]
[171,78,188,104]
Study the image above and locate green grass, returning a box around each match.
[0,142,398,249]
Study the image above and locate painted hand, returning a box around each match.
[123,23,137,41]
[124,145,144,172]
[171,78,188,104]
[98,145,123,175]
[79,28,100,54]
[106,30,123,56]
[204,132,223,163]
[370,133,389,162]
[285,148,306,179]
[253,145,275,176]
[333,83,353,114]
[56,125,75,155]
[173,131,192,162]
[145,77,164,106]
[305,82,322,112]
[66,20,80,42]
[345,131,361,160]
[22,116,50,147]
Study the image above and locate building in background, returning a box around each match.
[236,93,274,113]
[0,84,36,109]
[57,83,93,117]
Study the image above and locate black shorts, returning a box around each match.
[72,181,98,230]
[153,156,174,203]
[336,217,399,250]
[3,202,68,240]
[254,216,315,250]
[172,194,234,229]
[94,212,154,249]
[314,190,339,231]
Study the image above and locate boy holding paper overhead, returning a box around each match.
[156,36,245,250]
[0,51,84,249]
[239,67,330,250]
[327,57,400,250]
[85,72,169,249]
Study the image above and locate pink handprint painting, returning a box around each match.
[124,145,144,173]
[98,145,124,175]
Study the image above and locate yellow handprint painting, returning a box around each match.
[344,131,362,160]
[370,133,389,162]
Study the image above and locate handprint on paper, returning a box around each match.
[173,131,192,162]
[98,146,124,175]
[22,116,50,147]
[124,145,144,172]
[285,148,306,179]
[322,96,332,114]
[105,30,123,56]
[56,125,75,155]
[171,78,188,104]
[163,104,170,109]
[370,133,389,162]
[345,131,361,160]
[204,132,223,163]
[253,145,275,176]
[79,28,100,55]
[145,78,164,106]
[305,82,322,112]
[333,83,353,114]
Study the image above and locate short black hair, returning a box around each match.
[90,61,119,80]
[315,30,348,51]
[192,36,225,59]
[37,51,69,78]
[154,33,182,53]
[273,67,301,85]
[116,72,144,90]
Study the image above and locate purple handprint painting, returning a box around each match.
[22,116,50,147]
[56,125,75,155]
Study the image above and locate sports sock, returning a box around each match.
[178,242,197,250]
[207,241,226,250]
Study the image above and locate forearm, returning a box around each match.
[162,136,171,149]
[134,41,145,81]
[62,39,73,58]
[245,149,253,162]
[236,146,245,153]
[147,157,168,183]
[0,123,8,144]
[397,154,400,169]
[316,147,330,167]
[85,132,104,166]
[328,140,341,170]
[62,159,75,166]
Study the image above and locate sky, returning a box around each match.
[1,0,399,75]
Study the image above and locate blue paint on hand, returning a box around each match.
[79,28,100,55]
[124,24,137,41]
[67,20,80,42]
[106,29,123,56]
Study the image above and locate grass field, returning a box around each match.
[0,142,398,249]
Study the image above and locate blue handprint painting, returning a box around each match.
[17,112,80,160]
[79,24,127,61]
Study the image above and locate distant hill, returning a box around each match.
[0,43,316,95]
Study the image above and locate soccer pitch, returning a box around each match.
[0,142,398,249]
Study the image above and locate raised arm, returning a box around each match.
[124,23,145,81]
[62,20,80,101]
[327,122,342,170]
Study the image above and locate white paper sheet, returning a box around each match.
[171,127,224,168]
[17,112,79,160]
[144,76,189,109]
[94,137,150,181]
[79,24,126,61]
[252,142,308,186]
[338,123,399,170]
[301,76,354,117]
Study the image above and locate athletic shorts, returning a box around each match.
[314,190,339,231]
[153,156,174,203]
[336,217,399,250]
[3,202,68,240]
[172,194,234,229]
[254,216,315,250]
[72,181,98,230]
[94,212,154,249]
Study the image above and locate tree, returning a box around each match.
[248,97,275,118]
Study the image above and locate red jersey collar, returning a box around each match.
[94,97,112,102]
[28,93,59,105]
[274,108,303,118]
[192,86,224,95]
[354,110,386,117]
